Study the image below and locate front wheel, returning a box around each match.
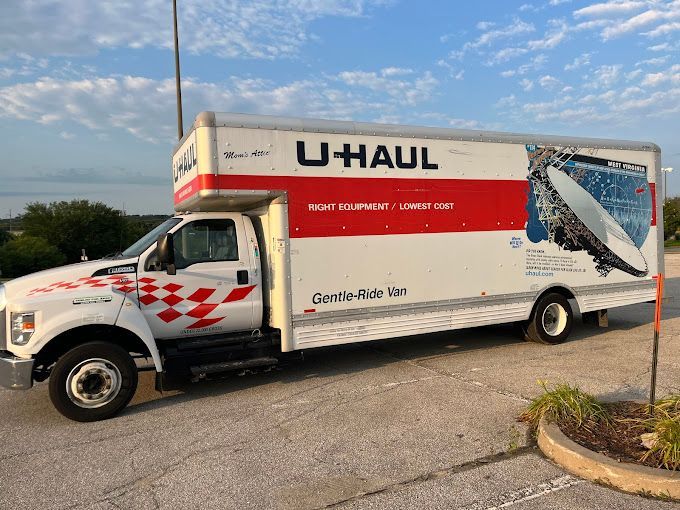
[523,293,573,345]
[48,342,138,422]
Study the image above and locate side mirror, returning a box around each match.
[157,234,176,275]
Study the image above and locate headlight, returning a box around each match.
[11,312,35,346]
[0,285,5,312]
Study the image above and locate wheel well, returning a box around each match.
[35,325,151,370]
[539,286,575,301]
[532,286,578,314]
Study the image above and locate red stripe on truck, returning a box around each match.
[175,174,657,238]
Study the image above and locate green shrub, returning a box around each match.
[0,236,66,278]
[520,381,610,429]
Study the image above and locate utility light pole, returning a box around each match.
[662,167,673,203]
[173,0,184,141]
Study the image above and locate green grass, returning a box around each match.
[519,381,610,429]
[664,239,680,247]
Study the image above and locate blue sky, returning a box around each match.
[0,0,678,214]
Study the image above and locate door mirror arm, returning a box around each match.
[157,234,176,275]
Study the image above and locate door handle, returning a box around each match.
[237,270,249,285]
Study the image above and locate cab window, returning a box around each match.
[173,219,239,269]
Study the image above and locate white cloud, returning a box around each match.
[550,0,572,5]
[459,19,535,57]
[501,54,549,76]
[496,57,680,127]
[0,68,441,143]
[449,118,483,129]
[519,4,534,11]
[380,67,414,77]
[0,73,417,143]
[573,1,646,18]
[520,78,534,91]
[0,0,385,59]
[539,75,561,89]
[436,60,465,80]
[588,64,623,88]
[641,64,680,86]
[620,86,643,98]
[602,9,666,39]
[476,21,496,30]
[337,69,438,105]
[495,94,518,108]
[564,53,592,70]
[635,56,670,66]
[569,1,680,40]
[487,47,529,64]
[645,21,680,37]
[573,19,612,31]
[59,131,75,140]
[626,69,644,80]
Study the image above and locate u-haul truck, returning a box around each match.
[0,112,663,421]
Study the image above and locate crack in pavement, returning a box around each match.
[314,446,538,509]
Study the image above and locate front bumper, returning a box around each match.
[0,351,34,390]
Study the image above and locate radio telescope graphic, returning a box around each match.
[526,146,649,277]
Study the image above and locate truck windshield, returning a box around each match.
[121,218,182,258]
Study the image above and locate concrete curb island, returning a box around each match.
[538,416,680,500]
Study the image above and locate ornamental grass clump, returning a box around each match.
[654,395,680,416]
[639,411,680,470]
[520,381,610,429]
[636,396,680,470]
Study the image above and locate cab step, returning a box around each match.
[189,356,278,377]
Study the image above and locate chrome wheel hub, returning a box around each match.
[66,358,122,408]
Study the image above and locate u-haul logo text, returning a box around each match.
[297,141,438,170]
[174,142,197,183]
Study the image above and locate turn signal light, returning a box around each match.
[11,312,35,346]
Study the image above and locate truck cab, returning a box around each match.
[0,211,274,421]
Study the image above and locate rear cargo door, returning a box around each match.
[138,216,259,339]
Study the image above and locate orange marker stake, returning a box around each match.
[649,273,664,413]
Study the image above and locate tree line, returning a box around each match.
[0,200,168,278]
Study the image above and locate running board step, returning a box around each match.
[189,357,278,376]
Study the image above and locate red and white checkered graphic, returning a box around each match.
[28,275,136,296]
[137,277,256,329]
[27,275,256,330]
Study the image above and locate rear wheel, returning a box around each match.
[48,341,138,422]
[523,293,573,345]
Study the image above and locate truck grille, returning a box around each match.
[0,309,6,351]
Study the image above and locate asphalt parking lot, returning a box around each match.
[2,257,680,510]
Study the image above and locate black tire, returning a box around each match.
[48,341,138,422]
[522,293,573,345]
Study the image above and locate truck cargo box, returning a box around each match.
[173,112,662,351]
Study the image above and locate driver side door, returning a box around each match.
[138,216,259,339]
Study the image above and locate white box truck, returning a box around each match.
[0,112,663,421]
